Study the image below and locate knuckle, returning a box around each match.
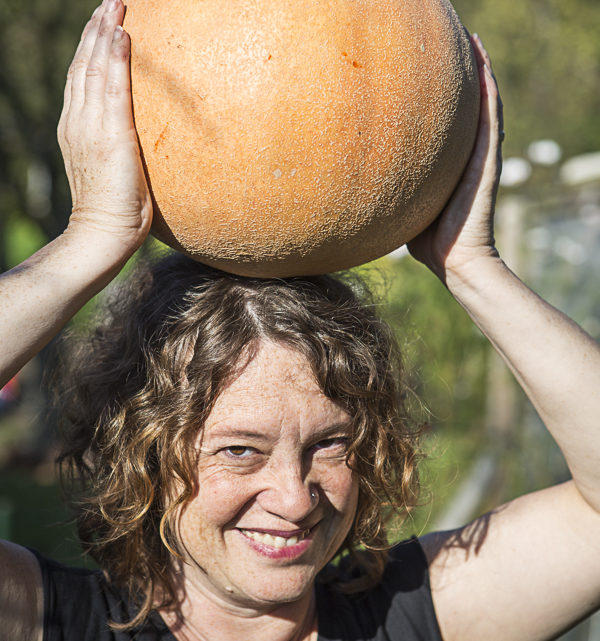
[104,80,121,100]
[57,136,68,157]
[85,63,105,79]
[68,58,86,77]
[80,23,93,42]
[110,39,130,62]
[61,120,75,143]
[98,20,114,39]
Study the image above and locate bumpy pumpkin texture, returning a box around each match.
[123,0,479,277]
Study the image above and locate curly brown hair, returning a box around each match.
[56,251,422,629]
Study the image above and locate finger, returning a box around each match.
[84,1,126,113]
[470,40,501,146]
[103,27,135,134]
[479,56,504,162]
[67,3,106,113]
[464,63,502,209]
[470,34,504,143]
[59,4,104,151]
[446,44,501,210]
[62,8,99,114]
[482,65,502,160]
[471,33,493,74]
[486,69,504,152]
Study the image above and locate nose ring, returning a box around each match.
[310,489,317,501]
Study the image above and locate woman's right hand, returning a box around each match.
[58,0,152,254]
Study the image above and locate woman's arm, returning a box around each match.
[1,3,149,641]
[0,0,151,389]
[411,36,600,641]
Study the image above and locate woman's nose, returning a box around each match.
[256,464,319,523]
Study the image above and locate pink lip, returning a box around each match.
[240,527,307,537]
[236,527,315,560]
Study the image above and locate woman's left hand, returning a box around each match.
[407,35,504,288]
[412,36,600,641]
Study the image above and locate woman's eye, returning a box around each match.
[223,445,256,458]
[312,437,349,453]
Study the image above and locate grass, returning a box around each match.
[0,466,93,567]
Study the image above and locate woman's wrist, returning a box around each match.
[64,213,147,271]
[0,222,139,387]
[443,251,510,307]
[34,223,140,303]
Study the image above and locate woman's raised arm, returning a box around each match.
[0,0,152,388]
[410,36,600,641]
[0,4,150,639]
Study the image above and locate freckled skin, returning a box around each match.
[176,341,359,609]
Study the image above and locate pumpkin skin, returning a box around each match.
[123,0,479,277]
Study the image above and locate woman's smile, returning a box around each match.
[236,526,314,559]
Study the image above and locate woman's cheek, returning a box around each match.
[316,460,359,512]
[194,466,260,524]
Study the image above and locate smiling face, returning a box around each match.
[175,340,359,609]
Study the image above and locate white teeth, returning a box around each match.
[241,529,308,548]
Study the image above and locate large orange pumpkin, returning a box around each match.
[123,0,479,277]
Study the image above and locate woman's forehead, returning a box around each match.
[221,341,318,394]
[203,341,349,436]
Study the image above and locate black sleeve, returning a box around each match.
[27,549,171,641]
[316,537,443,641]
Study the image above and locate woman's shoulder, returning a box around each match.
[0,540,44,641]
[384,536,432,588]
[25,546,120,640]
[316,538,443,641]
[23,547,172,641]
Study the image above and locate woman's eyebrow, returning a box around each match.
[308,421,353,440]
[203,427,273,442]
[205,421,352,442]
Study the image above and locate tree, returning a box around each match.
[453,0,600,158]
[0,0,96,271]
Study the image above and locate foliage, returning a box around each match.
[4,214,46,267]
[0,0,96,270]
[366,256,489,437]
[453,0,600,158]
[0,467,93,566]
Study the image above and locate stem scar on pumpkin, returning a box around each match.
[154,122,169,152]
[341,52,363,68]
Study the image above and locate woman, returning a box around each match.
[1,1,599,640]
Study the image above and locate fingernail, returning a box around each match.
[106,0,120,11]
[113,25,125,41]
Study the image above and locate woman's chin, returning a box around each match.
[221,568,317,609]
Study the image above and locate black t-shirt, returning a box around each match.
[31,538,442,641]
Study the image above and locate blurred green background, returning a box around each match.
[1,0,600,637]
